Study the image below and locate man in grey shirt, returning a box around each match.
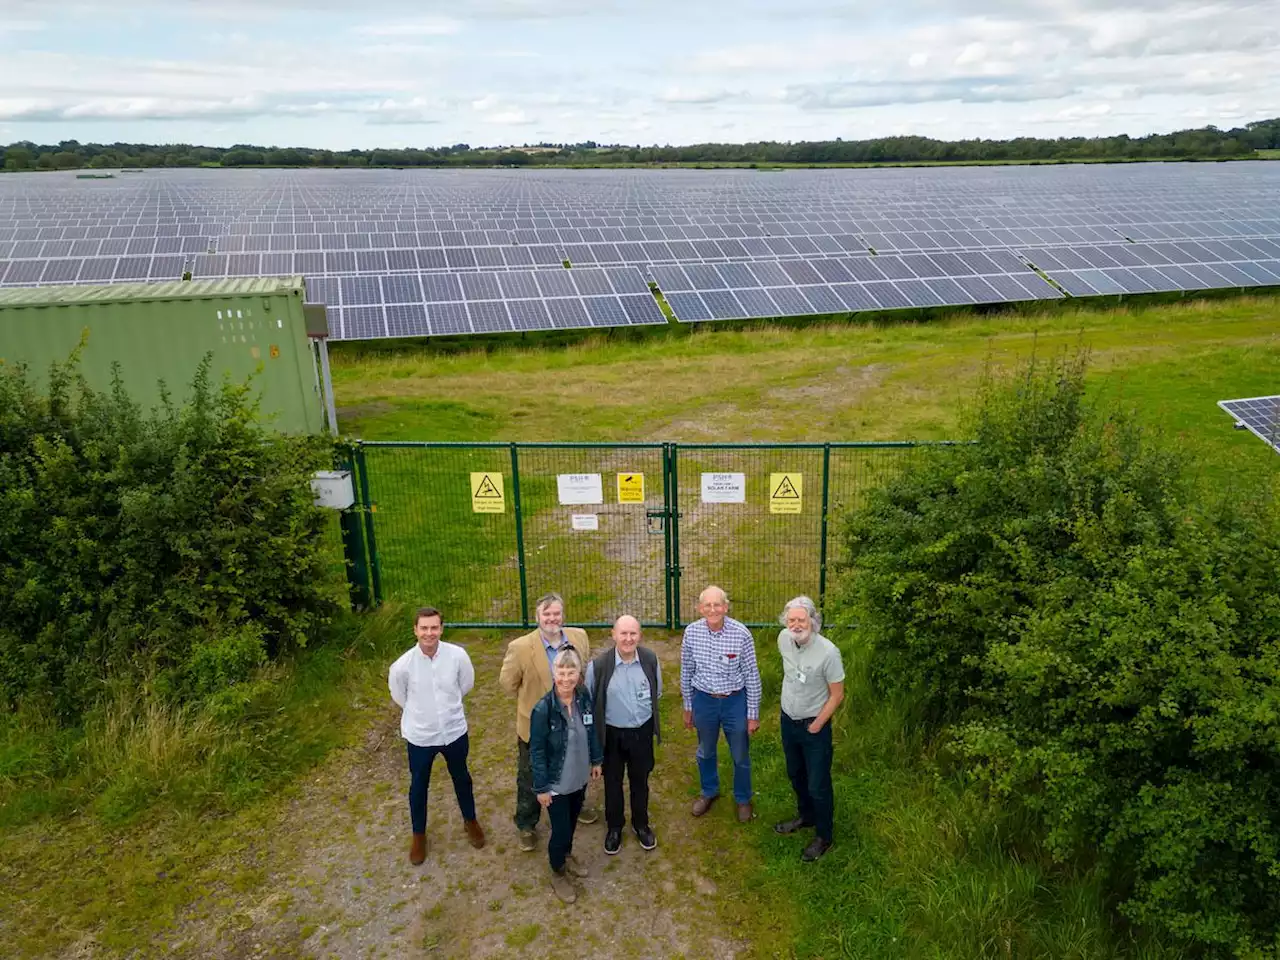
[586,615,662,855]
[773,595,844,862]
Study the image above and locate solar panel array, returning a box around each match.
[1218,396,1280,454]
[2,164,1279,339]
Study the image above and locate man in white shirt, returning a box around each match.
[388,606,485,864]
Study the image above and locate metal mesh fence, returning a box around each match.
[673,445,825,626]
[506,444,667,627]
[348,440,943,628]
[358,442,520,624]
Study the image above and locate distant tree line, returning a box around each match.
[3,119,1278,171]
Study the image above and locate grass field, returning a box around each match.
[331,293,1279,478]
[3,292,1277,958]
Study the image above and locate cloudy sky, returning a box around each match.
[0,0,1275,149]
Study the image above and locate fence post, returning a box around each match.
[510,442,530,628]
[354,442,383,607]
[669,443,683,628]
[818,442,832,620]
[337,443,371,610]
[661,443,673,630]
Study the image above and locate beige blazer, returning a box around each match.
[499,627,591,742]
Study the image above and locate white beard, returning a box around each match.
[789,629,811,645]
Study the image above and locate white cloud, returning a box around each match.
[354,16,461,37]
[0,0,1274,146]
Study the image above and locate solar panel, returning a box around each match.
[1217,396,1280,454]
[1,165,1277,339]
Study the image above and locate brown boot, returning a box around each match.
[691,794,719,817]
[409,833,427,865]
[464,819,486,849]
[737,802,756,823]
[549,867,577,903]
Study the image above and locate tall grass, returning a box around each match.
[0,605,407,830]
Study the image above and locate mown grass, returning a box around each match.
[332,293,1279,483]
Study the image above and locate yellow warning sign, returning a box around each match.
[470,472,506,514]
[769,473,803,514]
[616,473,645,504]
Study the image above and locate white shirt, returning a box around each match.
[388,641,475,747]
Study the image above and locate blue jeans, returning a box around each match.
[407,733,476,835]
[692,688,752,804]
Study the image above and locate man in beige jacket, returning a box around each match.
[499,592,599,851]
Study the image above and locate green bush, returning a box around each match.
[837,352,1280,955]
[0,354,340,720]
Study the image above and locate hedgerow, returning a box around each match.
[838,351,1280,955]
[0,354,339,720]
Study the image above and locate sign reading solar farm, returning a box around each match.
[470,472,506,513]
[616,473,645,504]
[557,473,604,505]
[701,472,747,504]
[769,473,803,514]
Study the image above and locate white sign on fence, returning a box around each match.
[571,514,600,531]
[700,472,746,504]
[557,473,604,505]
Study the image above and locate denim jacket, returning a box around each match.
[529,686,602,794]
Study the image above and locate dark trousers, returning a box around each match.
[407,733,476,835]
[603,719,655,831]
[547,787,586,872]
[515,737,542,831]
[780,714,834,842]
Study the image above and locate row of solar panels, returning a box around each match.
[6,216,1279,245]
[331,294,667,340]
[8,237,1280,289]
[309,257,1280,341]
[8,225,1280,267]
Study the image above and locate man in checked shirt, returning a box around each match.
[681,584,763,822]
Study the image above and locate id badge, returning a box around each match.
[583,712,594,726]
[637,683,650,704]
[796,670,807,684]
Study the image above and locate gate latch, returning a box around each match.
[645,510,666,535]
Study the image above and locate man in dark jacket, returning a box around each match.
[529,647,603,902]
[585,615,662,855]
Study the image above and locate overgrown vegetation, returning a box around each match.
[4,117,1278,170]
[0,354,339,722]
[838,352,1280,955]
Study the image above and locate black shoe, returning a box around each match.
[604,828,622,855]
[634,826,657,850]
[773,816,814,835]
[801,837,832,862]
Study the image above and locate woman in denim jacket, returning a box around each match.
[529,646,603,902]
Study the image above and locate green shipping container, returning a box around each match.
[0,276,325,435]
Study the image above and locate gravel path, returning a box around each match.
[163,633,750,959]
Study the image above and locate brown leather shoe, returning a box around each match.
[409,832,427,865]
[550,867,578,903]
[691,794,719,817]
[464,819,486,849]
[737,802,756,823]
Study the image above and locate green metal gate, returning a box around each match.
[344,441,940,628]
